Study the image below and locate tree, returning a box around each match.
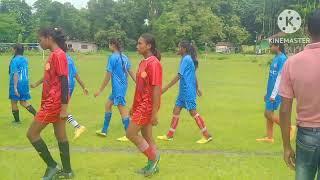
[94,24,127,47]
[0,0,32,42]
[0,13,21,42]
[153,0,225,50]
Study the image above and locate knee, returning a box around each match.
[26,129,37,141]
[126,129,135,141]
[11,102,18,110]
[189,110,198,117]
[54,132,67,142]
[126,131,132,140]
[105,104,112,112]
[19,101,25,107]
[264,112,272,120]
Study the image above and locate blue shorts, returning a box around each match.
[109,94,126,106]
[176,98,197,110]
[9,84,31,101]
[265,99,281,111]
[9,92,31,101]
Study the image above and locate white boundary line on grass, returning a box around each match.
[0,146,281,157]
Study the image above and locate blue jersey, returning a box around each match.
[266,53,287,99]
[9,55,30,94]
[67,55,77,92]
[178,55,197,100]
[106,52,131,98]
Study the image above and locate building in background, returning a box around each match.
[66,41,98,53]
[215,42,236,53]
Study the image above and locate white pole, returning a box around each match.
[205,43,208,61]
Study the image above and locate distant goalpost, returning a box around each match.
[0,42,45,60]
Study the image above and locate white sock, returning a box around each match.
[67,114,80,129]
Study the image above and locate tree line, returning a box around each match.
[0,0,319,51]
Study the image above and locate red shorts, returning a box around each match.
[35,111,61,124]
[131,112,152,126]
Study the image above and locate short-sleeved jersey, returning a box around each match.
[266,53,287,98]
[67,54,77,91]
[132,56,162,118]
[178,55,197,100]
[40,48,69,115]
[9,55,30,93]
[106,52,131,97]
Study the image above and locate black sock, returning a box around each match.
[31,139,57,168]
[12,110,20,122]
[58,141,72,173]
[26,105,37,116]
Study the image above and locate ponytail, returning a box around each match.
[151,48,161,61]
[279,43,286,57]
[271,42,286,57]
[140,33,161,61]
[180,40,199,69]
[109,38,127,74]
[13,44,24,58]
[39,27,67,52]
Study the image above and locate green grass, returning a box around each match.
[0,52,295,179]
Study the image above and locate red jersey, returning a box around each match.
[131,56,162,125]
[35,48,68,123]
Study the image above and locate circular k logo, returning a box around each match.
[277,9,302,34]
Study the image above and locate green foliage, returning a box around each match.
[94,23,127,48]
[153,1,225,50]
[0,0,319,50]
[0,13,21,42]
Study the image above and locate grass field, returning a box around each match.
[0,52,295,179]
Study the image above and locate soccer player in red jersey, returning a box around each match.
[126,34,162,177]
[26,27,74,179]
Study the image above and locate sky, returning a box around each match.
[25,0,89,9]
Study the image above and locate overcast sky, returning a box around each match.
[25,0,89,9]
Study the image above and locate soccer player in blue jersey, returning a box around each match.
[157,41,212,144]
[94,38,136,142]
[256,42,296,143]
[9,44,37,124]
[65,54,88,139]
[31,54,88,140]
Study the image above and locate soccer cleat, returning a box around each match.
[12,121,21,125]
[290,125,297,141]
[144,153,160,177]
[95,130,107,137]
[116,136,129,142]
[256,137,274,143]
[136,162,159,175]
[42,165,61,180]
[53,170,74,179]
[196,136,213,144]
[136,161,151,175]
[157,135,173,141]
[73,126,87,140]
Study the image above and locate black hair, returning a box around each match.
[308,9,320,37]
[13,44,24,57]
[9,44,24,74]
[39,27,67,52]
[140,33,161,61]
[271,42,286,56]
[109,38,127,74]
[180,40,199,69]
